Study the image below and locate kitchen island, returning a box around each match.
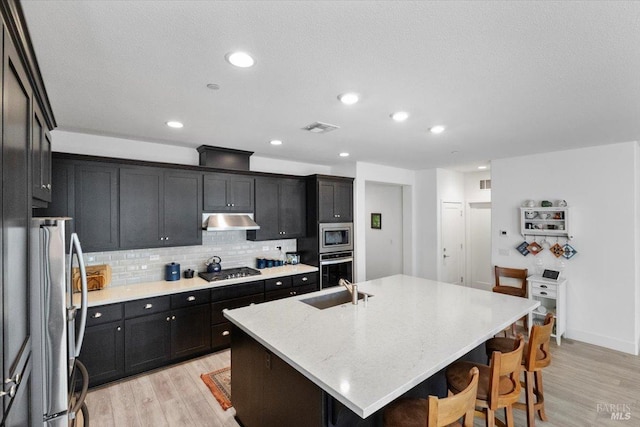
[224,274,539,426]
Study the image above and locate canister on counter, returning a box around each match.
[256,258,266,269]
[165,262,180,281]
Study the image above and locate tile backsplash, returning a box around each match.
[82,231,297,287]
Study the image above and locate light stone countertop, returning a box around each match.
[74,264,318,307]
[224,274,539,419]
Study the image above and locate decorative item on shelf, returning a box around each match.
[553,212,563,219]
[549,243,565,258]
[523,200,536,208]
[516,241,530,256]
[526,241,543,255]
[538,305,547,314]
[525,211,537,219]
[562,243,577,259]
[539,212,551,220]
[540,200,553,207]
[557,199,568,207]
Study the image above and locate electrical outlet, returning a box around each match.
[263,246,269,251]
[149,254,160,261]
[86,255,96,262]
[141,265,147,270]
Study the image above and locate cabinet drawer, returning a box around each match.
[211,293,264,325]
[124,296,170,318]
[87,304,123,326]
[532,282,557,292]
[212,281,264,301]
[292,273,317,287]
[265,276,292,292]
[292,283,319,296]
[532,287,557,298]
[212,322,233,350]
[171,289,211,309]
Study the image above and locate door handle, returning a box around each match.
[443,254,451,258]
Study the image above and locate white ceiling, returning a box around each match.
[21,1,640,171]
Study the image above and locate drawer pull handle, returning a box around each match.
[117,326,121,331]
[222,330,230,336]
[302,277,308,282]
[92,312,102,318]
[290,291,297,296]
[540,284,548,288]
[276,281,283,286]
[166,317,171,321]
[171,315,176,320]
[144,304,153,309]
[540,291,547,295]
[187,296,196,302]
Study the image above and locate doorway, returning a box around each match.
[365,182,403,280]
[467,202,492,290]
[440,202,463,284]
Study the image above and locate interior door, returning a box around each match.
[468,202,492,290]
[440,202,463,284]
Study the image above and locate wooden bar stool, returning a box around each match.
[492,266,528,335]
[485,313,554,427]
[446,335,525,427]
[383,367,479,427]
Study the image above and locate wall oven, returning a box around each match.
[320,251,353,289]
[319,222,353,254]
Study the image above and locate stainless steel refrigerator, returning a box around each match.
[31,218,89,426]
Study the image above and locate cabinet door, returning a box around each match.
[171,304,211,360]
[203,173,229,211]
[318,181,336,222]
[124,312,171,374]
[249,177,279,240]
[120,167,164,249]
[2,28,33,418]
[75,164,119,251]
[279,178,306,237]
[31,102,51,204]
[163,171,202,246]
[334,181,353,222]
[79,321,124,387]
[228,175,254,212]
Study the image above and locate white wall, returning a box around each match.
[415,169,438,279]
[365,182,403,280]
[353,162,415,282]
[492,142,639,354]
[51,130,332,175]
[464,170,491,203]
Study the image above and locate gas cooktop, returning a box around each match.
[198,267,261,282]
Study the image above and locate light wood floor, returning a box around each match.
[85,338,640,427]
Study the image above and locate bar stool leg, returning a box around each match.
[524,370,536,427]
[534,370,547,421]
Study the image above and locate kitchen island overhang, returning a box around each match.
[224,274,539,420]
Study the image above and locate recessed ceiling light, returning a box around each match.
[226,51,255,68]
[338,93,359,105]
[166,121,183,129]
[478,165,488,170]
[390,111,409,122]
[270,140,283,146]
[339,152,350,157]
[429,125,446,134]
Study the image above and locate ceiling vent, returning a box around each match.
[480,179,492,190]
[302,121,340,134]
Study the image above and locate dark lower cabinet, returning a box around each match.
[232,326,324,427]
[171,304,211,359]
[124,312,171,374]
[81,321,124,387]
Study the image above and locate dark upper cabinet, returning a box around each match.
[31,102,52,206]
[317,178,353,223]
[120,167,202,249]
[203,172,254,212]
[247,177,306,241]
[75,163,119,251]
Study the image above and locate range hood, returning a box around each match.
[202,213,260,231]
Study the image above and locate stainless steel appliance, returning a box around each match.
[319,222,353,253]
[320,251,353,289]
[31,218,89,426]
[199,266,262,282]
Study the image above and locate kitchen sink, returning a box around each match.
[301,290,372,310]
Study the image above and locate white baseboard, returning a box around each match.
[565,328,638,355]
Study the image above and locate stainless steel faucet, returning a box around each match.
[339,278,358,305]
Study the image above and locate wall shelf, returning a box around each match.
[520,207,572,240]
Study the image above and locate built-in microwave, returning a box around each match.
[319,222,353,253]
